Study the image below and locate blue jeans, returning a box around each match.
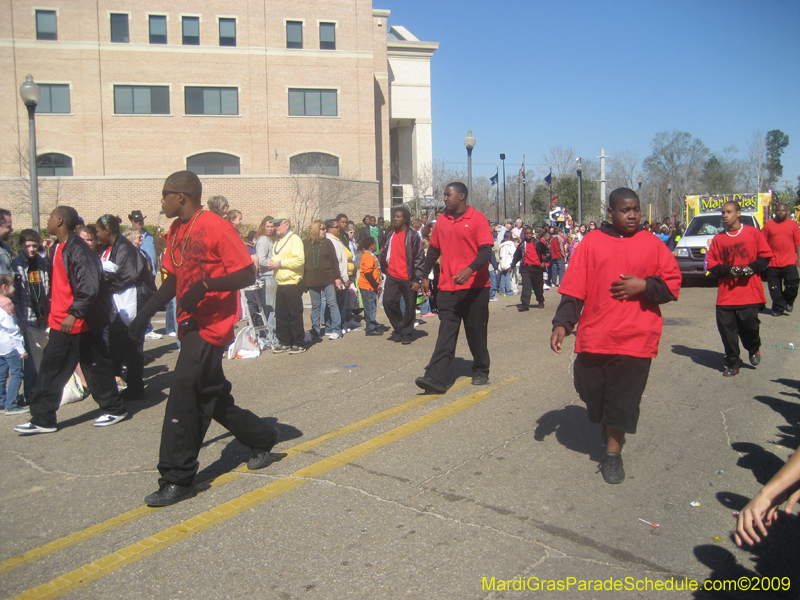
[311,284,340,336]
[360,289,379,332]
[489,269,498,299]
[499,270,515,295]
[1,351,24,409]
[261,275,277,345]
[165,298,177,335]
[550,258,565,287]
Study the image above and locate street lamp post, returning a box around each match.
[500,153,507,221]
[575,157,583,225]
[667,183,673,225]
[464,130,475,198]
[636,174,644,221]
[19,74,41,230]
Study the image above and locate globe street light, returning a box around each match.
[575,157,583,226]
[636,174,645,221]
[19,74,41,230]
[464,130,476,199]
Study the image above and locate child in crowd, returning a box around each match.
[0,274,28,414]
[550,188,681,484]
[358,235,383,336]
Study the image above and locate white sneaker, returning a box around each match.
[326,332,341,340]
[94,413,128,427]
[543,284,550,290]
[145,332,163,340]
[14,421,57,435]
[167,332,177,338]
[489,297,499,302]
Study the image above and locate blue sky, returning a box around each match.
[382,0,800,193]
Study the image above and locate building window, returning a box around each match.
[182,16,199,45]
[290,153,339,176]
[110,13,129,43]
[37,153,72,176]
[187,152,240,175]
[185,87,238,115]
[36,10,57,41]
[288,89,337,117]
[219,18,236,46]
[319,23,335,50]
[149,15,167,44]
[286,21,302,49]
[114,85,170,114]
[36,84,70,114]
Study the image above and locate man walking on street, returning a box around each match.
[380,206,424,345]
[415,183,494,393]
[511,227,546,311]
[761,202,800,316]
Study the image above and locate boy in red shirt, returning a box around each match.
[761,202,800,316]
[129,171,279,507]
[550,188,681,484]
[14,206,127,435]
[706,201,773,376]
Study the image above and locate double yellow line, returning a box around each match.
[6,377,514,600]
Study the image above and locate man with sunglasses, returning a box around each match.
[129,171,279,507]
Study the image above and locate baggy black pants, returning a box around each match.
[275,283,305,347]
[424,287,490,387]
[158,330,277,486]
[766,265,800,313]
[383,274,416,338]
[29,329,125,428]
[109,315,144,392]
[716,305,761,368]
[520,264,545,307]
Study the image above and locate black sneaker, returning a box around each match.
[749,351,761,366]
[289,345,307,354]
[518,305,529,312]
[787,303,794,313]
[401,335,413,345]
[272,344,291,354]
[600,453,625,484]
[771,310,785,317]
[145,483,197,507]
[472,374,489,386]
[722,367,739,377]
[247,451,287,470]
[415,376,447,394]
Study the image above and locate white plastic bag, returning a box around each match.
[60,372,85,406]
[227,325,260,359]
[113,287,138,326]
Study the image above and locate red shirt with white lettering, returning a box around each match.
[558,229,681,358]
[48,243,89,333]
[388,229,408,280]
[430,206,494,292]
[707,225,772,306]
[761,218,800,268]
[163,210,253,346]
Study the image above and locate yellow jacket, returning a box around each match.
[271,232,305,285]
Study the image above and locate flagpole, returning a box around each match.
[495,164,500,223]
[522,153,526,219]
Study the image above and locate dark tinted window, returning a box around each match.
[288,89,337,116]
[110,13,129,43]
[114,86,170,114]
[290,152,339,176]
[37,84,71,113]
[37,153,72,176]
[149,15,167,44]
[36,10,57,41]
[286,21,302,48]
[219,18,236,46]
[187,152,240,175]
[182,16,199,45]
[319,23,335,50]
[185,87,238,115]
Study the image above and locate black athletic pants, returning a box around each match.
[424,287,490,387]
[29,329,125,428]
[109,315,144,392]
[766,265,799,313]
[716,305,761,368]
[158,330,277,486]
[383,274,416,338]
[275,283,305,347]
[520,264,545,307]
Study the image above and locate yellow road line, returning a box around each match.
[0,379,471,575]
[11,377,513,600]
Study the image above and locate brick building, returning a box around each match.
[0,0,437,229]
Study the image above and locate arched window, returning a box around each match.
[36,153,73,176]
[187,152,240,175]
[289,152,339,176]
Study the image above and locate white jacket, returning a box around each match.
[326,233,348,283]
[0,310,25,356]
[498,240,516,270]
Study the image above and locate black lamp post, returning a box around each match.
[464,130,475,197]
[575,157,583,225]
[500,153,507,221]
[19,74,41,230]
[636,174,644,220]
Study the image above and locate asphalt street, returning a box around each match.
[1,282,798,600]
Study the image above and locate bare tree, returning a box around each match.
[744,129,767,193]
[542,146,578,178]
[608,150,640,190]
[1,135,64,226]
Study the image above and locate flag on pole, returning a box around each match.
[551,195,559,204]
[490,173,498,186]
[519,162,526,184]
[544,173,552,185]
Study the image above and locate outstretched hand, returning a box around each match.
[610,274,646,300]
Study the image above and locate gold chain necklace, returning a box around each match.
[170,208,204,267]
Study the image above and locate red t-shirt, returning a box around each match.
[707,225,773,306]
[550,236,564,259]
[761,218,800,268]
[48,243,89,333]
[558,230,681,358]
[163,210,253,346]
[430,206,494,292]
[523,239,541,266]
[388,229,408,280]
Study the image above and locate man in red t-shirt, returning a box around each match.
[129,171,279,507]
[706,201,773,377]
[550,188,681,484]
[761,202,800,316]
[510,227,546,310]
[380,206,424,344]
[415,182,495,393]
[14,206,128,436]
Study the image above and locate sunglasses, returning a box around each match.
[162,189,183,198]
